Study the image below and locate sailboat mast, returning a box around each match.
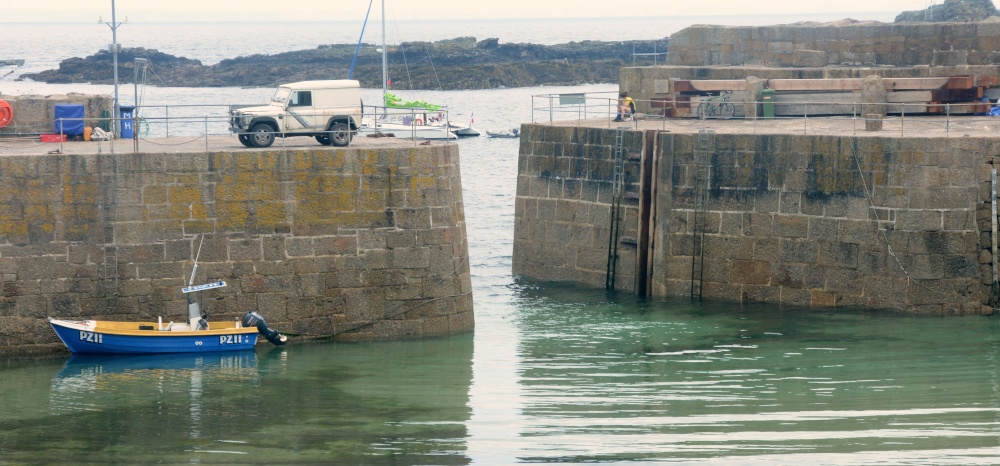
[381,0,388,105]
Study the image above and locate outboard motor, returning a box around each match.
[242,311,288,346]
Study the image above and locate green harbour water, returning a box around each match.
[2,289,1000,464]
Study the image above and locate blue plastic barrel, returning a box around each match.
[119,105,135,139]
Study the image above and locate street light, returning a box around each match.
[133,58,147,151]
[133,58,147,113]
[101,0,123,140]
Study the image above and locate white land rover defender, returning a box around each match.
[229,80,363,148]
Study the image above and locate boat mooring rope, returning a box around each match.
[849,137,960,304]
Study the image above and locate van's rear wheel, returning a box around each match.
[249,123,275,148]
[330,122,351,147]
[315,134,332,145]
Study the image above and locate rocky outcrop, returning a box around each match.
[21,37,668,90]
[895,0,999,22]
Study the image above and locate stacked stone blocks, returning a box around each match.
[513,125,645,290]
[668,22,1000,68]
[514,124,989,314]
[0,145,473,354]
[657,133,984,313]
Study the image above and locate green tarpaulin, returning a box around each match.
[384,92,442,111]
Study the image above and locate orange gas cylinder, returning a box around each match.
[0,99,11,128]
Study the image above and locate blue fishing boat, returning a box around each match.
[49,243,287,354]
[48,280,286,354]
[48,315,260,354]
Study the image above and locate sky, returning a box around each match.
[4,1,941,22]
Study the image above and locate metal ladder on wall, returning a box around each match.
[690,130,714,300]
[606,127,628,291]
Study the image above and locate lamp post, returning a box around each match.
[132,58,147,151]
[104,0,123,140]
[133,58,147,114]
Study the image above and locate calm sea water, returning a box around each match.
[3,17,1000,465]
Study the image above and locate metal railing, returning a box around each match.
[0,102,458,154]
[530,91,1000,137]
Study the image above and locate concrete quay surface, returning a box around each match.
[0,133,452,156]
[549,114,1000,139]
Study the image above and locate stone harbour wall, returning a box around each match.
[0,144,473,355]
[0,93,114,135]
[667,21,1000,68]
[512,125,646,290]
[514,124,993,314]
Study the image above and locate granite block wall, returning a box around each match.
[667,21,1000,68]
[514,124,992,314]
[512,125,646,291]
[0,144,473,355]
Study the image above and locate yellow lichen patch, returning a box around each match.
[175,174,201,186]
[62,181,99,205]
[24,204,54,233]
[332,211,362,227]
[362,150,383,175]
[410,175,436,192]
[0,185,18,203]
[331,190,359,212]
[63,204,96,239]
[217,172,282,204]
[215,201,250,230]
[168,204,192,220]
[359,189,386,212]
[236,152,277,172]
[182,219,214,235]
[168,186,202,205]
[190,203,209,220]
[254,201,289,227]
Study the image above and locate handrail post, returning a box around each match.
[549,96,554,125]
[901,103,905,137]
[804,102,808,134]
[853,102,857,136]
[946,103,950,136]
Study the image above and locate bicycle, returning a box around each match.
[696,91,735,120]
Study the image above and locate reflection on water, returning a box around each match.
[2,336,474,464]
[2,279,1000,464]
[50,352,260,414]
[500,283,1000,464]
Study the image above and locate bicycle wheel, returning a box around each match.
[719,102,735,120]
[696,102,709,120]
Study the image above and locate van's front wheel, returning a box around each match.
[330,122,351,147]
[249,123,276,148]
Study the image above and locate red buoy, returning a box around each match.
[0,100,11,128]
